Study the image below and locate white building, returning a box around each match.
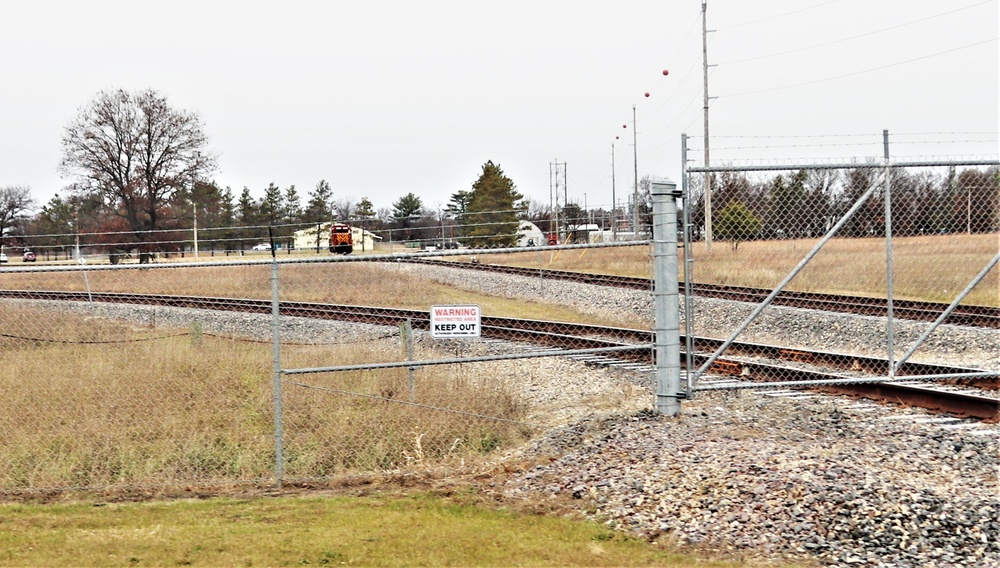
[292,223,380,253]
[517,221,546,247]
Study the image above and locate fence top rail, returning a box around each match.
[687,159,1000,173]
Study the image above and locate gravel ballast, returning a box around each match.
[21,262,999,567]
[395,262,1000,567]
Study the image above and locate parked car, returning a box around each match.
[251,243,272,252]
[0,253,7,264]
[22,250,36,262]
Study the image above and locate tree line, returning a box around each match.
[0,89,538,257]
[2,88,995,257]
[687,166,999,250]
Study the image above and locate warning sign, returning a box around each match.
[430,304,482,338]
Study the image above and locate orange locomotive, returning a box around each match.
[329,223,353,255]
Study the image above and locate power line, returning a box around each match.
[716,0,841,30]
[716,0,996,66]
[718,38,998,98]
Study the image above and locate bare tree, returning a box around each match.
[59,89,215,250]
[333,198,355,222]
[0,185,36,241]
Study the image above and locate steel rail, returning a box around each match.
[397,258,999,329]
[2,289,996,419]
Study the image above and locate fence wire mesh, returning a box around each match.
[2,157,995,495]
[0,243,654,494]
[683,161,999,389]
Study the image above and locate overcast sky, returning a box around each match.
[2,0,997,215]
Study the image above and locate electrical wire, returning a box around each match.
[716,0,996,66]
[715,0,842,30]
[718,38,997,98]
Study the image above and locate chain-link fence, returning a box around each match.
[3,150,996,495]
[0,241,655,495]
[682,156,999,392]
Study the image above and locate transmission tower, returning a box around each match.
[549,160,567,243]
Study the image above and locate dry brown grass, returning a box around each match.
[0,260,640,327]
[0,306,530,491]
[490,234,999,306]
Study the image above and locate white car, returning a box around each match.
[0,253,7,263]
[251,243,272,252]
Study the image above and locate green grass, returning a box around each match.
[0,493,746,567]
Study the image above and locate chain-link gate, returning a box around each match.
[682,148,999,395]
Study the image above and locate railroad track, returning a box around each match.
[2,289,996,421]
[399,258,1000,329]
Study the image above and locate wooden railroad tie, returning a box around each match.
[779,349,814,363]
[709,360,744,376]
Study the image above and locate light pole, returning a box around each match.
[73,205,81,260]
[192,194,199,258]
[191,152,200,258]
[632,104,639,239]
[612,140,617,240]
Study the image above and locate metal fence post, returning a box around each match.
[681,133,695,397]
[651,178,683,416]
[271,255,284,489]
[882,129,896,379]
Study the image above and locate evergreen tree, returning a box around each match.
[237,187,259,246]
[465,161,523,247]
[392,193,423,226]
[190,181,229,253]
[215,186,236,253]
[391,193,423,241]
[715,202,762,251]
[237,187,256,225]
[258,182,283,226]
[354,197,377,251]
[304,180,334,224]
[31,193,102,259]
[445,190,472,241]
[355,197,376,223]
[283,184,303,225]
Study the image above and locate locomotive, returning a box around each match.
[329,223,353,255]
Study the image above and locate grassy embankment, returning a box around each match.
[0,493,755,567]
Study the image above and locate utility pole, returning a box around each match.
[702,0,714,250]
[632,104,639,239]
[611,142,617,240]
[549,162,557,243]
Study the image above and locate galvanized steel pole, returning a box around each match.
[680,134,695,397]
[270,238,284,488]
[883,130,896,379]
[651,179,682,416]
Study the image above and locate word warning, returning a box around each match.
[430,304,481,338]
